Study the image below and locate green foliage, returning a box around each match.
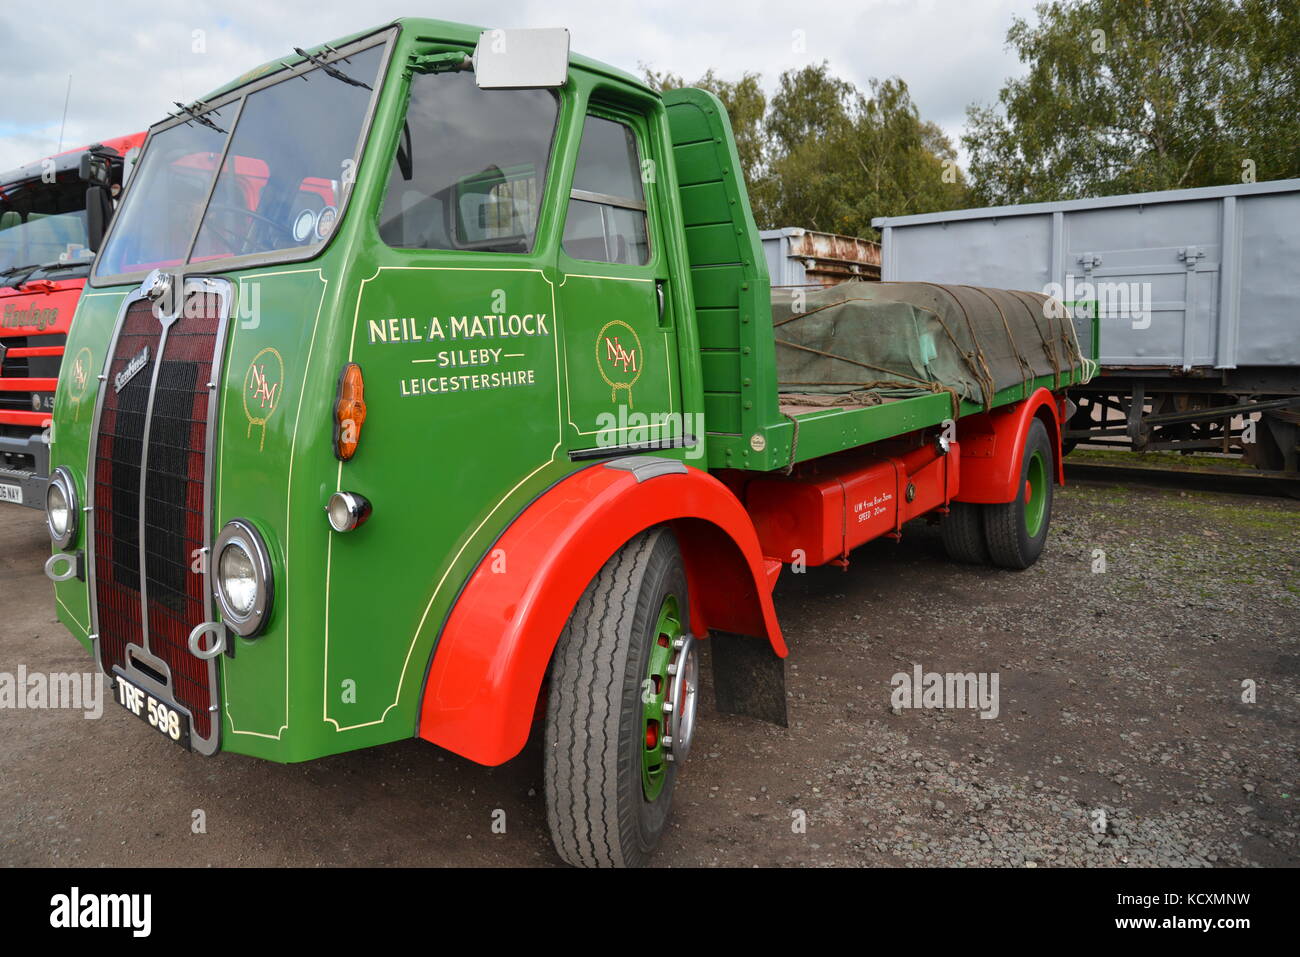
[643,64,774,217]
[643,62,969,236]
[767,69,970,235]
[964,0,1300,204]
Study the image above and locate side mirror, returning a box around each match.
[473,28,569,89]
[86,185,114,252]
[79,150,112,187]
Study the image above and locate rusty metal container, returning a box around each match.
[761,227,881,286]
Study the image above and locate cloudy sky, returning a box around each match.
[0,0,1041,171]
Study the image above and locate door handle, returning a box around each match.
[656,279,668,327]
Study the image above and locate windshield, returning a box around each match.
[96,41,385,280]
[0,179,95,278]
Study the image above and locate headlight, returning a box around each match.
[219,543,257,616]
[212,519,273,637]
[45,467,78,549]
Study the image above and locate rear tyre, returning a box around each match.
[983,417,1054,569]
[543,526,696,868]
[941,501,989,564]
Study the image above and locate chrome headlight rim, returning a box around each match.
[212,519,273,638]
[45,467,78,550]
[326,490,372,533]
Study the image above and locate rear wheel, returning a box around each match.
[983,417,1054,569]
[941,501,989,564]
[543,527,697,867]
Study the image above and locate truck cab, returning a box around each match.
[46,19,1083,867]
[0,132,143,506]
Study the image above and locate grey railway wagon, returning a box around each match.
[872,180,1300,476]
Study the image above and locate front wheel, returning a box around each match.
[982,417,1054,569]
[543,526,697,867]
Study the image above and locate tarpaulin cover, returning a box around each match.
[771,280,1088,412]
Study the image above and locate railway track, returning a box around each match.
[1063,455,1300,498]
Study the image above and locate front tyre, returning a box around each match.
[543,527,696,867]
[983,417,1054,569]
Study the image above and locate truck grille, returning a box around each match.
[0,336,31,410]
[92,290,223,742]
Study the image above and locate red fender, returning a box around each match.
[954,388,1065,504]
[417,461,786,766]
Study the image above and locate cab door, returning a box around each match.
[321,66,570,740]
[556,106,683,455]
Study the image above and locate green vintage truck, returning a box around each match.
[44,19,1086,866]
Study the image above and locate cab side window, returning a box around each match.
[378,70,558,254]
[562,114,650,265]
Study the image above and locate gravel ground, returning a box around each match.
[1,479,1296,867]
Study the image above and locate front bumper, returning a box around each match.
[0,431,49,509]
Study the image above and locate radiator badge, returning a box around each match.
[113,346,150,393]
[68,347,94,421]
[243,347,284,452]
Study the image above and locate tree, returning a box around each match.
[642,65,773,220]
[645,62,970,236]
[765,67,970,235]
[760,63,857,232]
[964,0,1300,205]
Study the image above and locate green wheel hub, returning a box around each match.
[641,595,696,801]
[1024,448,1048,537]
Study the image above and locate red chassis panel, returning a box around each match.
[417,461,786,767]
[954,388,1065,504]
[739,440,959,567]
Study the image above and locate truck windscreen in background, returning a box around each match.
[0,180,93,277]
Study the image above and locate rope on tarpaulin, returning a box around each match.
[771,280,1090,440]
[773,286,982,416]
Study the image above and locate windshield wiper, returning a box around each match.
[170,101,227,133]
[5,259,85,288]
[0,263,41,284]
[293,47,372,89]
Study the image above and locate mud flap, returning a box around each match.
[708,631,788,727]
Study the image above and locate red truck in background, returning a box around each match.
[0,132,145,507]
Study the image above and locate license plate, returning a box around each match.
[110,672,191,750]
[0,483,21,504]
